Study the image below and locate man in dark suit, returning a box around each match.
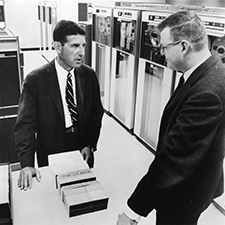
[14,20,104,191]
[117,10,225,225]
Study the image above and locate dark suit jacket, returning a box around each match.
[128,54,225,218]
[14,60,104,168]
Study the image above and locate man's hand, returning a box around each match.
[117,212,138,225]
[17,167,41,191]
[80,146,94,168]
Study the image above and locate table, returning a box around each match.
[12,167,117,225]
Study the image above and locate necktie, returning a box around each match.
[174,75,185,94]
[169,75,185,100]
[176,75,185,91]
[66,72,78,127]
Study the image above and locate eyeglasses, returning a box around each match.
[160,40,181,53]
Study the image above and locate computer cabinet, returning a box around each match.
[0,28,23,164]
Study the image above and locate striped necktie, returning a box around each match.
[66,72,78,127]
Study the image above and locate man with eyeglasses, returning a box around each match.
[117,10,225,225]
[160,39,181,54]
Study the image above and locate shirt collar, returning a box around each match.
[183,52,211,82]
[54,58,74,77]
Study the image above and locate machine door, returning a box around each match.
[204,19,225,65]
[0,52,20,107]
[110,8,141,130]
[140,19,165,66]
[93,15,111,46]
[95,43,107,101]
[0,116,18,164]
[0,52,20,164]
[111,49,136,129]
[113,18,136,54]
[140,63,163,148]
[134,10,174,149]
[114,51,130,123]
[134,61,173,149]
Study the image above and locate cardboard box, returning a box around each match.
[49,151,89,175]
[57,168,96,194]
[63,181,109,217]
[49,151,91,188]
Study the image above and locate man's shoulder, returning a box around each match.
[23,62,54,87]
[26,61,54,78]
[80,63,94,71]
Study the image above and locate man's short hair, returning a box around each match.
[157,10,208,51]
[53,20,85,45]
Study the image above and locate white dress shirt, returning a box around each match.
[55,59,76,128]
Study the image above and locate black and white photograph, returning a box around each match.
[0,0,225,225]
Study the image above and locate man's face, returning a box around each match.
[58,34,86,71]
[160,27,182,71]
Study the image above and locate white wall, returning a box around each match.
[4,0,81,48]
[5,0,41,48]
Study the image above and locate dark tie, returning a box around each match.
[174,75,185,94]
[66,72,78,127]
[176,75,185,91]
[169,75,185,101]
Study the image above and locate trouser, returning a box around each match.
[156,211,201,225]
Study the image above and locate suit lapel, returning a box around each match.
[158,54,217,140]
[163,54,217,114]
[74,66,85,120]
[46,60,65,122]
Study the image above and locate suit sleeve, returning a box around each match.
[14,74,38,168]
[128,92,224,217]
[84,70,104,150]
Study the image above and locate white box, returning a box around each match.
[49,151,90,188]
[62,181,109,217]
[57,168,96,194]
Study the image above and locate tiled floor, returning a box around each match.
[93,113,225,225]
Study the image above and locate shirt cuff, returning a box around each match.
[124,207,142,222]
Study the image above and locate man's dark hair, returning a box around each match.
[53,20,85,45]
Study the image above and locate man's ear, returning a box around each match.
[53,41,61,53]
[181,40,190,55]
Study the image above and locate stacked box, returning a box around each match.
[49,151,109,217]
[49,151,89,174]
[62,181,109,217]
[0,163,12,225]
[57,169,96,194]
[49,151,91,188]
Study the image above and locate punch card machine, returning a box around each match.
[110,8,141,131]
[134,10,175,150]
